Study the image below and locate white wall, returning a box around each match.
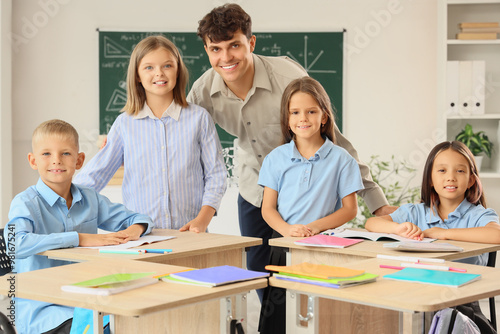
[0,0,12,227]
[7,0,441,222]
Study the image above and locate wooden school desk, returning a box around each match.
[40,229,261,269]
[269,236,500,333]
[270,257,500,334]
[4,259,267,334]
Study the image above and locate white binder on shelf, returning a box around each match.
[471,60,486,115]
[446,61,459,116]
[459,61,473,115]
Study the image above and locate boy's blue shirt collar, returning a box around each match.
[35,178,82,207]
[290,137,333,162]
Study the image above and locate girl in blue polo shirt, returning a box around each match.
[258,77,364,334]
[366,140,500,266]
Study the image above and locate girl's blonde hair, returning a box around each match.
[421,141,486,210]
[123,35,189,115]
[280,77,336,144]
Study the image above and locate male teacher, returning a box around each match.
[187,3,396,295]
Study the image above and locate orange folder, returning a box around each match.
[265,262,365,280]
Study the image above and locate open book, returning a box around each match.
[80,235,176,250]
[322,228,436,243]
[383,241,464,252]
[61,272,158,296]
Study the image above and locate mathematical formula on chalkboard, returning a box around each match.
[99,31,344,144]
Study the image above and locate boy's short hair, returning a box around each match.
[32,119,79,150]
[197,3,252,44]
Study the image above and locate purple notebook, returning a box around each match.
[169,265,269,287]
[294,234,364,248]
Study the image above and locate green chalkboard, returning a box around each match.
[98,31,344,147]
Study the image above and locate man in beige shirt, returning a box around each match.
[187,3,396,299]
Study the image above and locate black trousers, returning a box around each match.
[237,194,274,301]
[258,231,287,334]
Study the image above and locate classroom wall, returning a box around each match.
[0,0,12,225]
[6,0,443,224]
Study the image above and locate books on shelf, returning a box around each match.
[456,22,499,40]
[383,241,464,252]
[321,228,436,243]
[163,265,269,287]
[294,234,364,248]
[61,272,158,296]
[383,267,481,288]
[265,262,365,280]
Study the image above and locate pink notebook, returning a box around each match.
[294,234,364,248]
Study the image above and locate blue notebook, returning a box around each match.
[167,265,269,287]
[383,267,481,287]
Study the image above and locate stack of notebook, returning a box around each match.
[266,262,378,289]
[160,265,269,287]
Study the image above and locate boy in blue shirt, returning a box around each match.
[5,119,153,334]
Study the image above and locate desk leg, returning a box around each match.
[401,311,423,334]
[287,290,318,334]
[92,311,104,334]
[220,293,248,334]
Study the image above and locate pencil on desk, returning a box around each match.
[99,249,145,254]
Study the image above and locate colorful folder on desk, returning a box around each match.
[265,262,365,280]
[294,234,363,248]
[274,272,378,289]
[164,265,269,287]
[61,272,158,296]
[383,267,481,287]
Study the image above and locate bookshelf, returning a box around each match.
[438,0,500,209]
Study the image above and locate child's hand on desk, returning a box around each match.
[121,224,147,241]
[395,222,423,241]
[423,227,447,240]
[179,218,209,233]
[286,224,313,238]
[78,232,129,247]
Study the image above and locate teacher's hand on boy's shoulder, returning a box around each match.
[373,205,398,216]
[78,232,129,247]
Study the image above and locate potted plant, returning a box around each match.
[455,123,493,171]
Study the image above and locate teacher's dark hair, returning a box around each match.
[197,3,252,44]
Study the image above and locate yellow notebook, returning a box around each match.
[265,262,364,280]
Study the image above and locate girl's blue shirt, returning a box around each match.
[390,199,498,265]
[258,138,364,226]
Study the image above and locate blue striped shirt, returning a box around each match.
[74,102,227,229]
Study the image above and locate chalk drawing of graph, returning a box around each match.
[286,35,337,75]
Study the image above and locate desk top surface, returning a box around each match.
[269,233,500,261]
[3,259,267,316]
[40,229,261,263]
[269,257,500,313]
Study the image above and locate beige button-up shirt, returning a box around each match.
[188,54,388,212]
